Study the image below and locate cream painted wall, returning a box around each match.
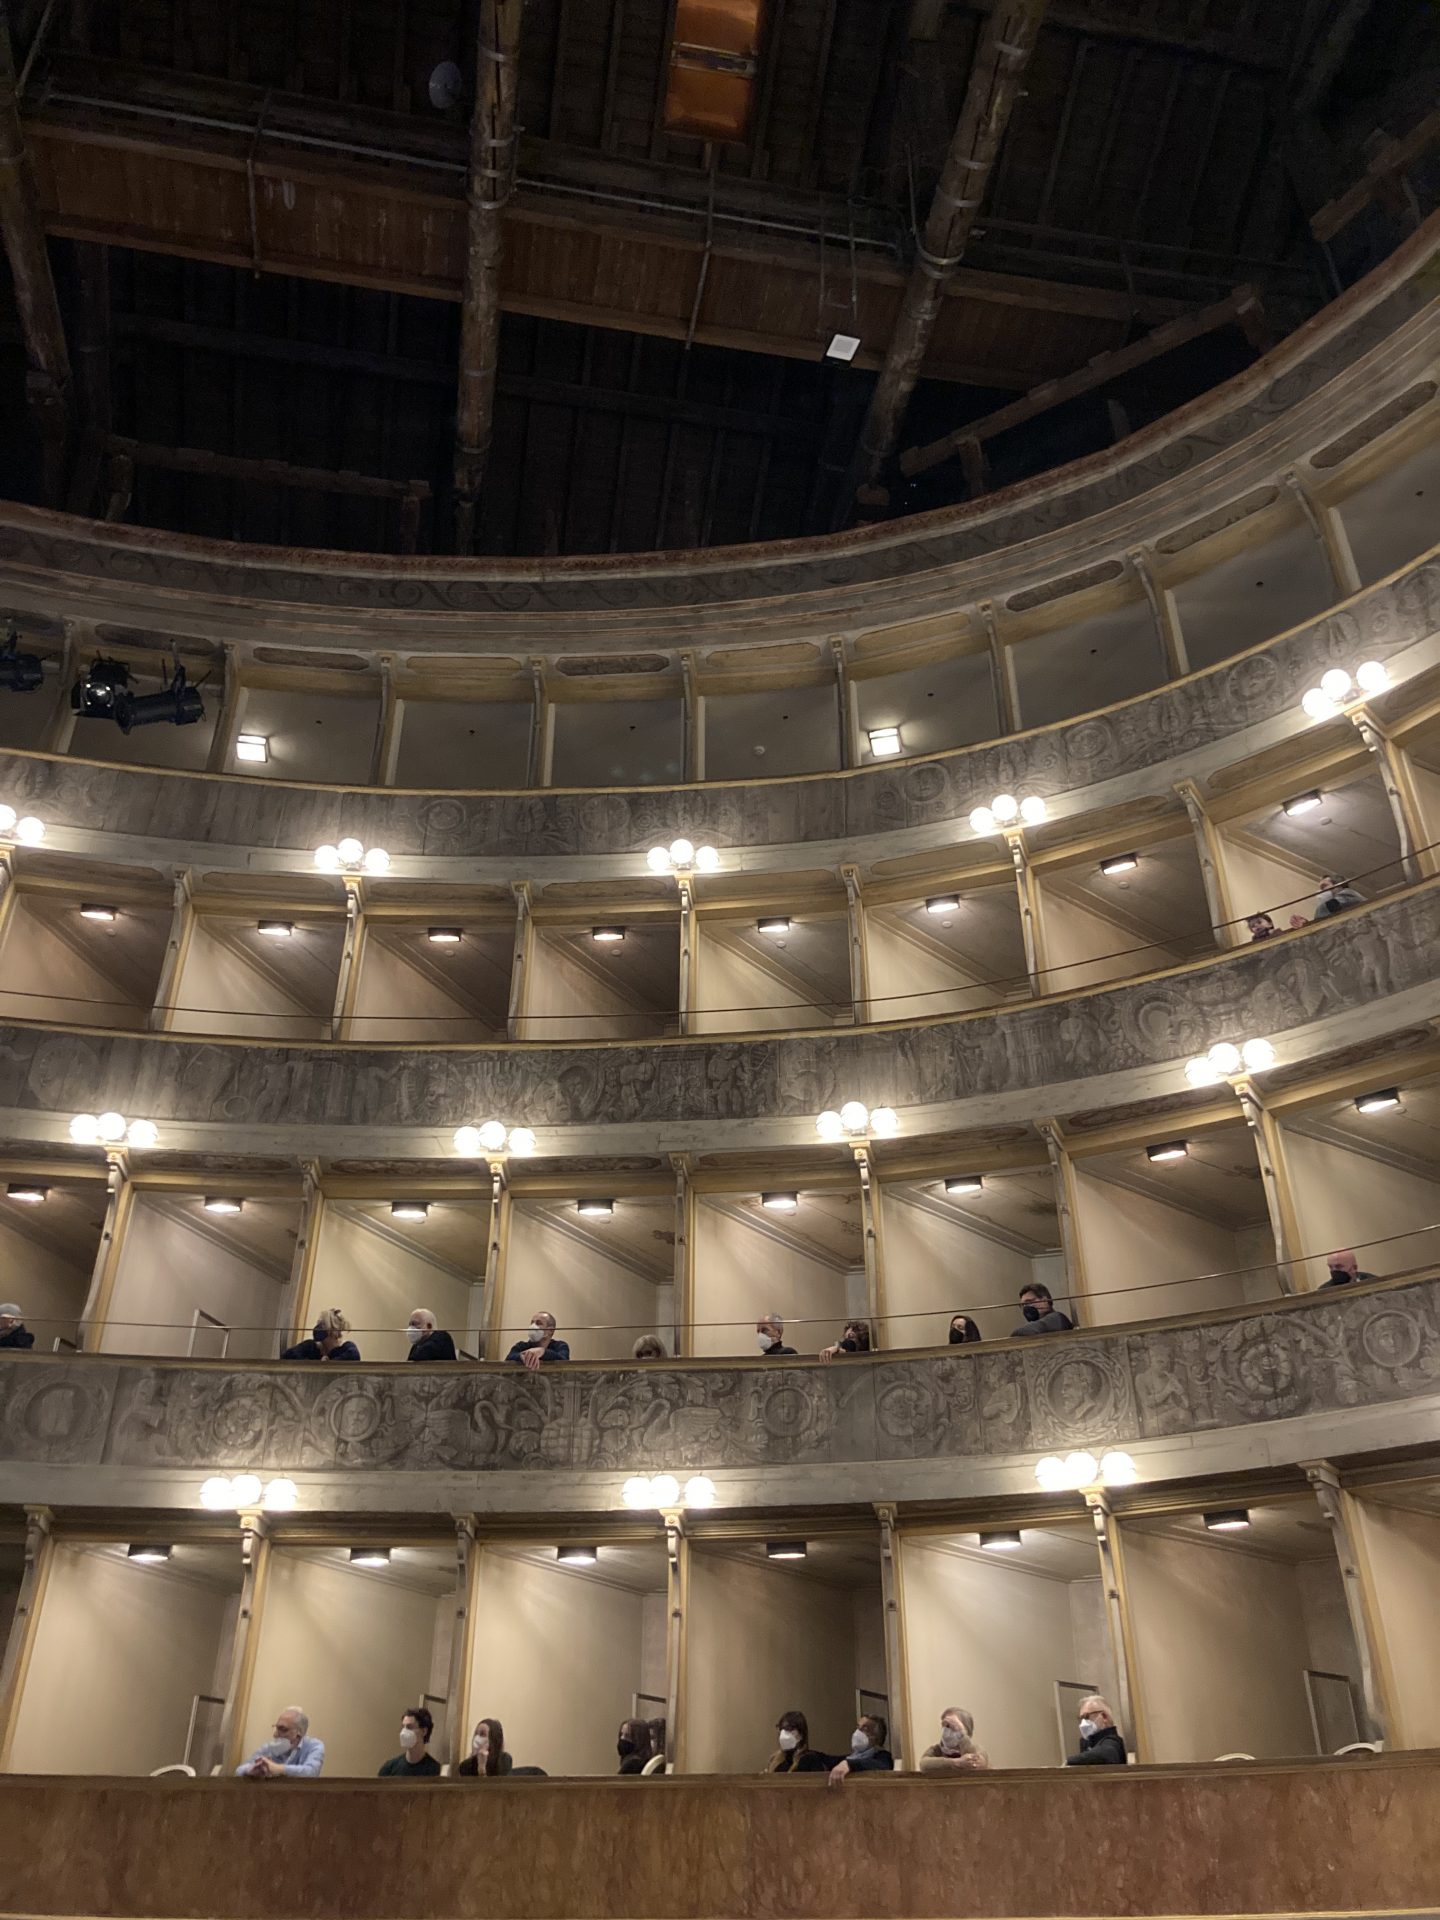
[1037,888,1180,993]
[1294,1557,1363,1703]
[466,1549,649,1777]
[171,921,324,1041]
[349,937,490,1043]
[1216,831,1314,926]
[1281,1130,1440,1287]
[686,1549,863,1772]
[1072,1169,1255,1323]
[101,1201,286,1360]
[692,934,832,1034]
[692,1202,850,1358]
[1122,1528,1318,1761]
[882,1191,1045,1345]
[865,914,1000,1022]
[900,1538,1100,1768]
[506,1208,662,1361]
[242,1554,446,1776]
[11,1545,236,1775]
[525,932,660,1042]
[640,1590,668,1705]
[0,1209,91,1347]
[0,905,144,1026]
[1408,757,1440,845]
[1349,1498,1440,1748]
[310,1208,477,1363]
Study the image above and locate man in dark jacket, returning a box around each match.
[377,1707,442,1777]
[756,1313,797,1357]
[827,1714,894,1785]
[1012,1283,1075,1338]
[1066,1696,1126,1766]
[405,1307,458,1361]
[1318,1249,1377,1289]
[0,1304,35,1349]
[505,1309,570,1368]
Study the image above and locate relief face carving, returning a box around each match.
[5,1279,1433,1483]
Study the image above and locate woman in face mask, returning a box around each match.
[818,1320,872,1363]
[949,1314,982,1345]
[827,1713,894,1785]
[456,1717,511,1777]
[617,1718,654,1775]
[919,1706,989,1774]
[281,1306,360,1363]
[767,1709,827,1773]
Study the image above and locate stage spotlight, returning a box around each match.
[115,665,205,733]
[71,657,130,720]
[0,626,43,693]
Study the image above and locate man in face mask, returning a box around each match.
[827,1713,894,1786]
[505,1309,570,1370]
[1318,1249,1377,1290]
[405,1308,457,1363]
[377,1706,441,1777]
[1011,1283,1075,1338]
[756,1314,796,1357]
[236,1705,325,1778]
[0,1304,35,1349]
[1065,1696,1126,1765]
[919,1706,989,1774]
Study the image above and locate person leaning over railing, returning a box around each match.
[918,1705,989,1775]
[281,1308,359,1362]
[505,1309,570,1370]
[827,1713,894,1786]
[236,1705,325,1778]
[1011,1284,1074,1338]
[819,1319,871,1362]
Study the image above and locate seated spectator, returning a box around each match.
[505,1310,570,1370]
[645,1716,667,1771]
[1066,1695,1126,1766]
[405,1308,457,1362]
[918,1705,989,1774]
[632,1334,666,1360]
[617,1718,655,1775]
[457,1716,512,1777]
[377,1705,441,1777]
[767,1709,828,1773]
[1315,874,1365,917]
[0,1304,35,1350]
[1245,912,1278,940]
[236,1705,325,1778]
[948,1313,982,1345]
[1012,1284,1074,1338]
[1319,1248,1377,1289]
[827,1713,894,1785]
[281,1308,359,1363]
[756,1313,797,1357]
[819,1319,872,1362]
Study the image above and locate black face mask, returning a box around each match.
[949,1323,969,1343]
[1021,1303,1042,1322]
[617,1738,636,1758]
[839,1337,860,1352]
[1328,1266,1351,1284]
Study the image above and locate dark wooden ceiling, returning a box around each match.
[0,0,1431,557]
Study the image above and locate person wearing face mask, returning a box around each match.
[767,1709,827,1773]
[0,1304,35,1349]
[1318,1248,1377,1289]
[235,1705,325,1778]
[281,1308,360,1363]
[756,1314,796,1357]
[377,1706,441,1777]
[505,1309,570,1371]
[827,1713,893,1785]
[819,1320,872,1362]
[948,1313,982,1346]
[405,1308,457,1362]
[1065,1695,1126,1765]
[919,1705,989,1774]
[1011,1284,1074,1338]
[457,1716,512,1777]
[616,1718,654,1775]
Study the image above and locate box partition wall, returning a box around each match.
[0,1171,105,1350]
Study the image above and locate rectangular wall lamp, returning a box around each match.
[868,726,901,758]
[1146,1141,1189,1163]
[591,926,626,943]
[766,1542,807,1561]
[1282,790,1322,817]
[235,733,269,764]
[80,903,118,922]
[427,927,463,945]
[1354,1089,1401,1113]
[945,1175,984,1196]
[757,917,791,936]
[1099,854,1139,876]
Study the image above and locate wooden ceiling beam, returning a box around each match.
[958,0,1289,70]
[453,0,525,555]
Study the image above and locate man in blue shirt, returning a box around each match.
[505,1309,570,1370]
[236,1705,326,1778]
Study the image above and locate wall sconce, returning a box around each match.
[766,1541,807,1560]
[1184,1038,1275,1086]
[576,1198,614,1218]
[816,1102,898,1140]
[646,838,719,874]
[591,926,626,943]
[391,1201,429,1222]
[1034,1450,1137,1491]
[199,1475,296,1512]
[557,1545,599,1566]
[970,793,1047,835]
[454,1122,536,1157]
[944,1175,984,1196]
[867,726,901,758]
[235,733,269,763]
[1282,789,1322,817]
[427,927,463,945]
[314,839,390,875]
[925,894,960,915]
[0,804,45,843]
[1300,662,1388,720]
[203,1197,244,1216]
[622,1473,715,1510]
[1099,854,1139,876]
[1354,1089,1401,1114]
[761,1191,798,1212]
[6,1182,48,1203]
[979,1530,1023,1551]
[70,1113,158,1149]
[1146,1141,1189,1164]
[757,916,791,936]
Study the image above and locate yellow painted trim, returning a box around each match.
[1340,1489,1406,1748]
[221,1524,272,1773]
[0,1515,55,1770]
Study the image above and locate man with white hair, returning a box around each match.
[756,1313,796,1357]
[1066,1695,1126,1765]
[0,1304,34,1349]
[236,1705,326,1778]
[918,1705,989,1773]
[405,1306,457,1362]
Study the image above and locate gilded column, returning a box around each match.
[0,1505,54,1767]
[663,1509,689,1773]
[875,1505,912,1769]
[1085,1492,1147,1761]
[77,1147,133,1351]
[218,1509,272,1774]
[1302,1462,1392,1745]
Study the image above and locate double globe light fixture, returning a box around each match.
[0,803,45,844]
[454,1121,537,1157]
[969,793,1048,836]
[200,1474,297,1513]
[70,1112,158,1149]
[314,838,390,875]
[1034,1449,1137,1491]
[646,837,719,875]
[816,1102,899,1141]
[622,1473,716,1510]
[1300,660,1388,721]
[1184,1038,1276,1087]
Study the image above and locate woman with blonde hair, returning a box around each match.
[281,1307,360,1362]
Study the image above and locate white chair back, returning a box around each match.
[148,1763,197,1778]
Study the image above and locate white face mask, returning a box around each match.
[405,1325,425,1345]
[263,1737,293,1760]
[757,1331,774,1351]
[528,1323,547,1344]
[472,1733,487,1756]
[399,1727,419,1750]
[850,1730,870,1753]
[777,1729,799,1751]
[940,1725,966,1752]
[1078,1717,1099,1740]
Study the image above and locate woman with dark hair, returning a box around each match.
[617,1717,654,1774]
[457,1717,511,1777]
[948,1313,982,1345]
[819,1320,872,1362]
[767,1709,828,1773]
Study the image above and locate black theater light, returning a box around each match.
[0,625,43,693]
[70,656,130,720]
[116,664,206,733]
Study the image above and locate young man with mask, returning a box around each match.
[235,1705,326,1777]
[826,1713,893,1785]
[505,1309,570,1370]
[756,1314,796,1357]
[377,1706,441,1777]
[405,1307,457,1362]
[918,1705,989,1773]
[1011,1283,1074,1338]
[1065,1695,1126,1765]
